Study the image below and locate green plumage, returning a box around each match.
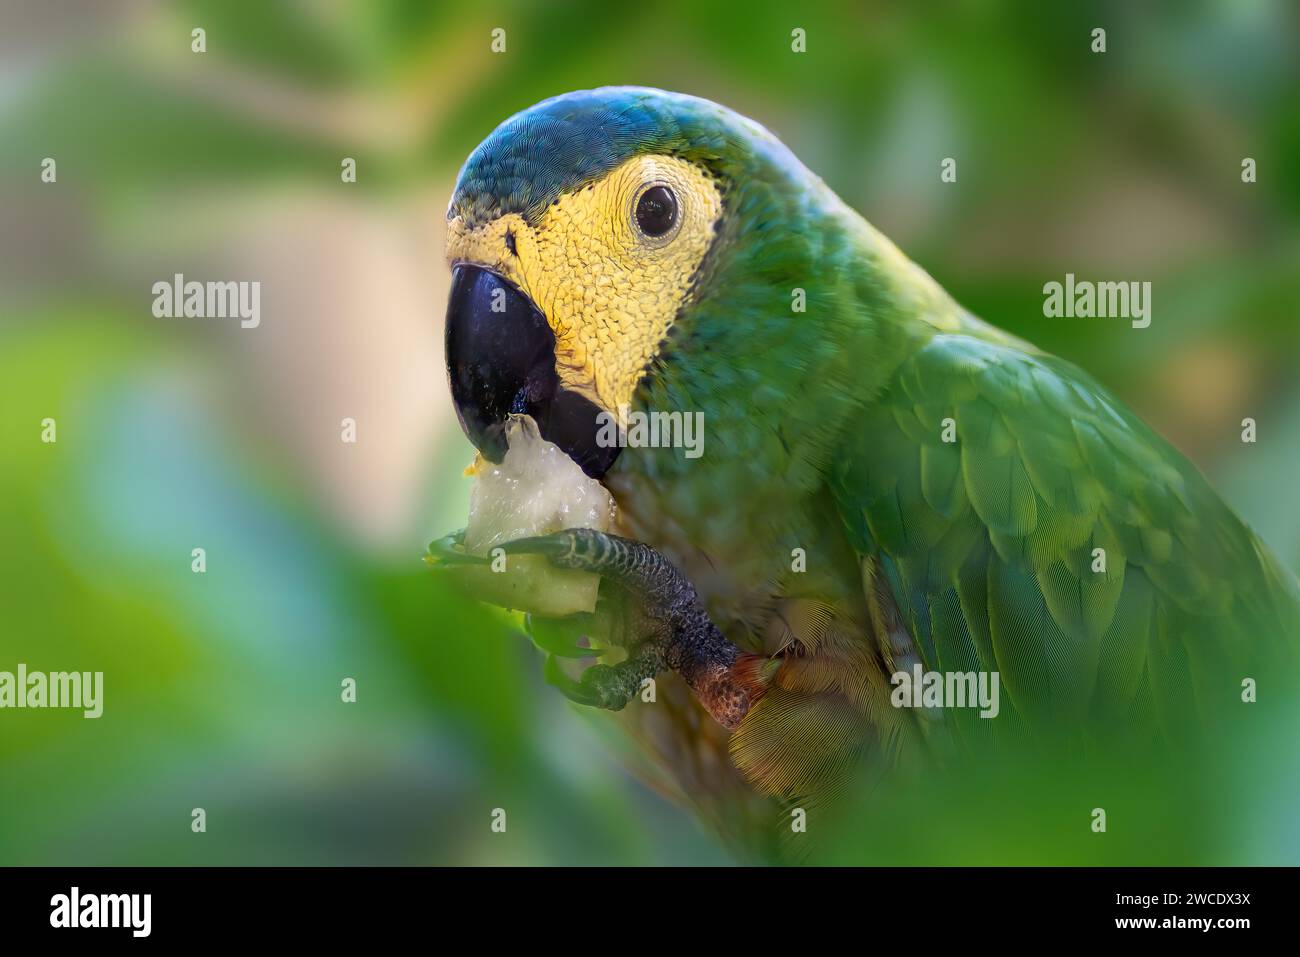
[832,332,1300,742]
[456,87,1300,806]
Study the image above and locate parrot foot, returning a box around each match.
[424,527,490,565]
[541,641,665,710]
[501,528,762,729]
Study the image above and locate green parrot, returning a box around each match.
[437,86,1300,826]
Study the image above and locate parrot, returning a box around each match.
[437,86,1300,845]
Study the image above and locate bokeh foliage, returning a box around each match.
[1,0,1296,864]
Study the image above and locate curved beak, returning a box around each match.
[444,265,620,479]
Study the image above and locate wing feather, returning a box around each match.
[831,333,1300,739]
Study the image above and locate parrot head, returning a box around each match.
[443,86,828,479]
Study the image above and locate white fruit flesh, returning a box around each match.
[452,414,615,617]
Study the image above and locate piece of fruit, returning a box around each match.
[427,414,615,617]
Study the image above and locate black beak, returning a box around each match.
[445,265,620,479]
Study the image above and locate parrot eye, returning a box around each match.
[634,184,679,240]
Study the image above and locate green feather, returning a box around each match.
[833,332,1300,742]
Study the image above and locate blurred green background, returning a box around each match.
[1,0,1297,865]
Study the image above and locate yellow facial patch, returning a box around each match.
[446,154,723,413]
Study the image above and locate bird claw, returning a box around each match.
[423,528,490,566]
[499,528,677,597]
[543,655,627,710]
[499,529,589,569]
[503,528,753,729]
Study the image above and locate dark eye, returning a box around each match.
[635,185,678,238]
